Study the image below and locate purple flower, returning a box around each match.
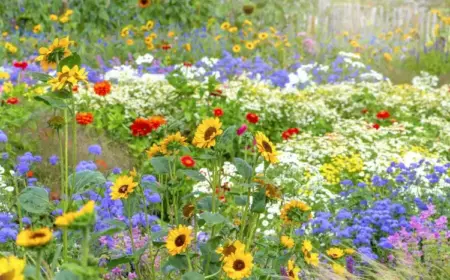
[1,152,8,160]
[0,131,8,143]
[142,175,156,183]
[88,144,102,156]
[22,217,32,225]
[112,167,122,174]
[49,155,59,166]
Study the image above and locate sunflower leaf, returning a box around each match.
[177,169,207,181]
[151,156,170,174]
[18,187,50,214]
[198,212,226,225]
[233,158,253,179]
[182,272,204,280]
[251,187,266,213]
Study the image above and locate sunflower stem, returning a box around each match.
[81,227,90,267]
[36,249,42,280]
[186,252,193,271]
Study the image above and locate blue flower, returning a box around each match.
[1,152,8,160]
[112,167,122,174]
[0,131,8,143]
[340,179,353,186]
[142,175,156,183]
[88,144,102,156]
[49,155,59,166]
[22,217,32,225]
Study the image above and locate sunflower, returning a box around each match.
[216,240,245,260]
[55,200,96,228]
[245,42,255,50]
[254,177,281,199]
[287,260,300,280]
[280,200,311,225]
[222,251,253,279]
[302,240,312,255]
[221,22,231,30]
[280,236,294,249]
[146,144,161,159]
[110,175,138,200]
[166,225,193,256]
[258,32,268,40]
[0,255,25,280]
[232,45,241,53]
[344,248,355,255]
[16,228,52,248]
[255,132,278,164]
[192,118,223,148]
[138,0,151,8]
[48,65,88,91]
[304,252,319,267]
[160,132,188,155]
[35,37,73,71]
[332,263,346,276]
[326,247,344,259]
[146,20,154,30]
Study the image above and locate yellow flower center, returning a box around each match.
[175,234,186,247]
[204,127,217,140]
[262,141,272,153]
[118,185,129,193]
[233,259,246,271]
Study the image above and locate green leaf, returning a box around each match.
[234,195,248,206]
[54,270,80,280]
[68,171,106,194]
[251,188,266,213]
[92,226,124,240]
[177,169,206,181]
[197,196,220,212]
[162,255,188,273]
[34,95,68,109]
[18,187,50,214]
[182,272,204,280]
[217,125,237,147]
[141,181,161,193]
[107,256,134,269]
[198,212,226,225]
[29,72,52,82]
[57,53,81,72]
[151,156,170,174]
[233,158,253,179]
[99,9,109,21]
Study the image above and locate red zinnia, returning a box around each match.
[282,127,300,140]
[210,89,223,97]
[148,116,167,130]
[93,81,112,96]
[130,118,153,137]
[162,44,172,50]
[180,155,195,168]
[6,97,19,105]
[76,112,94,125]
[361,108,368,114]
[26,170,33,178]
[13,61,28,70]
[246,113,259,124]
[183,62,192,67]
[213,108,224,117]
[376,110,390,119]
[372,123,380,130]
[72,85,79,92]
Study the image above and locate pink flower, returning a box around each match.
[111,267,122,275]
[237,124,247,136]
[128,272,138,279]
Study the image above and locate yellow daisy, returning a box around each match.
[160,132,188,155]
[221,22,231,30]
[110,175,138,200]
[255,132,278,164]
[0,255,25,280]
[332,263,346,276]
[344,248,355,255]
[232,45,241,53]
[216,240,245,260]
[166,225,193,256]
[146,144,161,159]
[222,251,253,279]
[287,259,300,280]
[258,32,268,40]
[326,247,344,259]
[302,240,313,255]
[304,252,319,267]
[245,42,255,50]
[35,37,73,71]
[192,118,223,148]
[280,236,294,249]
[16,228,52,248]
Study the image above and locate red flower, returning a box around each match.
[361,108,368,114]
[180,155,195,168]
[148,116,166,130]
[26,170,33,178]
[376,110,390,119]
[6,97,19,105]
[13,61,28,70]
[76,112,94,125]
[93,81,112,96]
[213,108,224,117]
[130,118,153,136]
[246,113,259,124]
[162,44,172,50]
[282,127,300,140]
[95,159,108,170]
[72,85,79,92]
[372,123,380,130]
[183,62,192,67]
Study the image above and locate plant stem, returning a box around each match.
[13,178,23,230]
[82,227,90,267]
[64,108,69,212]
[71,98,77,208]
[63,229,68,263]
[186,252,193,271]
[36,250,42,280]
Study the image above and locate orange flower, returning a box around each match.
[130,118,153,137]
[138,0,151,8]
[180,155,195,168]
[93,81,111,96]
[149,116,166,130]
[76,112,94,125]
[26,171,33,178]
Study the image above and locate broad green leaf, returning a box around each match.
[198,212,226,225]
[251,188,266,213]
[141,181,160,193]
[68,171,106,194]
[233,158,253,179]
[29,72,52,82]
[162,255,188,273]
[34,95,68,109]
[107,256,134,269]
[182,272,204,280]
[54,270,80,280]
[177,169,206,181]
[151,156,170,174]
[18,187,50,214]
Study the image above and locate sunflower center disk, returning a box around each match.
[204,127,217,140]
[0,269,16,280]
[30,232,47,239]
[118,185,129,193]
[289,270,295,277]
[223,245,236,256]
[233,259,246,271]
[262,141,272,153]
[175,234,186,246]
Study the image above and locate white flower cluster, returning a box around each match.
[412,71,439,91]
[192,161,238,197]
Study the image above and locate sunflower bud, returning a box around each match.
[47,116,65,130]
[243,4,254,15]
